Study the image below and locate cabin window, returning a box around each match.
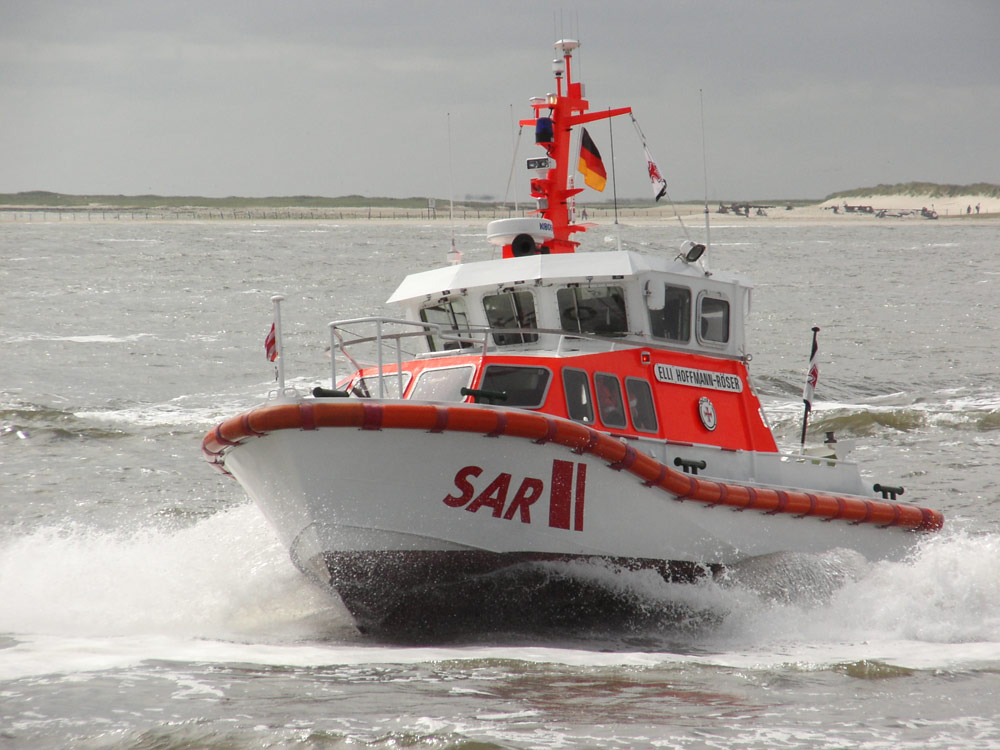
[350,372,411,399]
[557,285,627,335]
[479,364,550,408]
[408,365,474,402]
[649,284,691,342]
[625,377,658,433]
[698,294,730,344]
[419,297,473,351]
[483,291,538,345]
[562,368,595,424]
[594,372,627,429]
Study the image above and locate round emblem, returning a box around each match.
[698,397,717,431]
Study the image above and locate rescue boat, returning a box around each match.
[203,39,943,640]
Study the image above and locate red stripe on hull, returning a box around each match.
[549,459,575,530]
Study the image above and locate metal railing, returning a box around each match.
[323,317,719,400]
[327,317,491,399]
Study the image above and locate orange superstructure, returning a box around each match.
[504,39,632,256]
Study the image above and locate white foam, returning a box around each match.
[0,504,341,642]
[95,238,163,243]
[6,333,155,345]
[0,632,677,682]
[1,505,997,679]
[699,530,1000,663]
[74,403,247,429]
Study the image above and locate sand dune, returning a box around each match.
[818,193,997,217]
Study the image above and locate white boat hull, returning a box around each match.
[206,399,940,638]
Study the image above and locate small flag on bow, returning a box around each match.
[265,322,278,362]
[800,326,820,448]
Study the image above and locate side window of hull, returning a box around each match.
[351,372,412,399]
[594,372,627,429]
[479,365,551,408]
[625,377,658,433]
[409,366,474,401]
[562,368,595,423]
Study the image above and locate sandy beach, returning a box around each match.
[816,193,998,218]
[645,191,999,226]
[0,192,996,226]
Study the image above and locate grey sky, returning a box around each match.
[3,0,997,201]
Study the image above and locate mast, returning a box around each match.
[515,39,631,256]
[699,89,712,253]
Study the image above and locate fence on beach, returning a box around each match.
[0,205,687,223]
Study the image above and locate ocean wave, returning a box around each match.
[483,530,1000,661]
[810,408,927,435]
[73,403,238,430]
[1,506,997,676]
[763,389,1000,436]
[755,373,912,401]
[763,399,926,436]
[95,238,164,243]
[5,332,155,345]
[0,389,268,440]
[975,411,1000,432]
[1,403,130,442]
[0,504,341,646]
[706,530,1000,651]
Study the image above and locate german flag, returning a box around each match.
[578,128,607,192]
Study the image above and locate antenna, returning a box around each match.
[447,113,461,265]
[510,104,519,210]
[700,89,711,252]
[608,109,622,250]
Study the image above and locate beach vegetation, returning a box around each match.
[826,182,1000,201]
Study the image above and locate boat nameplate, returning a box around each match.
[653,363,744,393]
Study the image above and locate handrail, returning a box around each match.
[327,317,491,396]
[325,316,748,399]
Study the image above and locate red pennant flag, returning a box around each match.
[265,322,278,362]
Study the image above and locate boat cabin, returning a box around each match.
[331,244,778,455]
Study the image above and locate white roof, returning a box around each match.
[386,249,745,305]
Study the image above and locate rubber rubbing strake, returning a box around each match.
[202,401,944,532]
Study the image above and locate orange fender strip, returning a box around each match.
[202,401,943,533]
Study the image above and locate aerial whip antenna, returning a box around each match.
[447,113,462,265]
[700,89,711,252]
[608,109,622,250]
[510,104,519,210]
[502,105,523,213]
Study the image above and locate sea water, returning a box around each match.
[2,218,999,748]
